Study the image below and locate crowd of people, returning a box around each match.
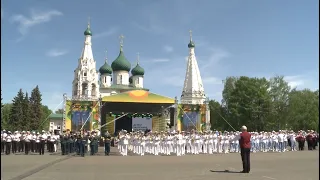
[117,129,319,156]
[1,129,318,156]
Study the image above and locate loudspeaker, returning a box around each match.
[169,107,175,126]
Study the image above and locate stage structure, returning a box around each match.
[177,30,211,131]
[100,90,176,135]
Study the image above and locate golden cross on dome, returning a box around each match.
[119,34,125,46]
[137,52,140,64]
[189,30,193,41]
[105,50,108,62]
[88,17,91,27]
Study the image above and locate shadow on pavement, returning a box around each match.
[210,169,242,173]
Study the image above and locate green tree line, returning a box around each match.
[1,86,52,131]
[209,76,319,132]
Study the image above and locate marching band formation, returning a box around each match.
[1,129,318,156]
[117,130,319,156]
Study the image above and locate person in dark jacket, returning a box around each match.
[239,125,251,173]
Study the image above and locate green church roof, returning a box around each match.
[99,60,112,75]
[84,24,92,36]
[111,47,131,72]
[131,63,145,76]
[188,40,195,48]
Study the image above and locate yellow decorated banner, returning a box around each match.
[65,100,100,131]
[102,90,175,104]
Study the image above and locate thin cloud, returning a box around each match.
[42,91,65,111]
[131,21,167,34]
[141,58,170,63]
[92,27,118,39]
[46,49,68,57]
[152,58,170,63]
[202,77,222,85]
[200,48,230,70]
[163,45,174,53]
[10,9,63,35]
[284,74,318,91]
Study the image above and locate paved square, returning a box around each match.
[1,149,318,180]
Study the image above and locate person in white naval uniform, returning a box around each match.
[5,131,13,155]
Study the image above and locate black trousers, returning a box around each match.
[19,141,25,152]
[39,141,45,155]
[1,141,5,153]
[5,142,12,155]
[240,148,251,173]
[25,142,30,154]
[12,141,18,153]
[298,140,305,150]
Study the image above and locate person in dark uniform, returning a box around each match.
[80,133,87,157]
[306,131,314,150]
[239,126,251,173]
[104,133,111,156]
[295,132,305,151]
[60,131,66,155]
[76,133,82,155]
[312,131,317,150]
[89,133,95,156]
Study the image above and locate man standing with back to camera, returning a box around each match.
[239,125,251,173]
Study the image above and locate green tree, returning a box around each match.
[1,90,3,109]
[40,105,53,131]
[222,76,271,131]
[29,86,43,131]
[267,76,291,130]
[22,92,32,130]
[1,103,12,130]
[209,100,228,131]
[8,89,25,131]
[287,89,319,131]
[55,108,64,114]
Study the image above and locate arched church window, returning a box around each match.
[84,72,87,77]
[104,76,107,83]
[119,75,123,84]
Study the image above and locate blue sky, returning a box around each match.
[1,0,319,111]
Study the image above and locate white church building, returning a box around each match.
[71,22,147,101]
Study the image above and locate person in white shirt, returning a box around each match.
[278,131,285,152]
[39,131,47,155]
[24,131,32,155]
[1,130,7,153]
[5,131,13,155]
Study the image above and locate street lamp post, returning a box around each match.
[174,96,178,131]
[98,94,102,132]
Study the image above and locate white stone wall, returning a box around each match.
[132,76,144,88]
[99,88,121,98]
[113,71,129,85]
[49,119,63,132]
[100,74,112,88]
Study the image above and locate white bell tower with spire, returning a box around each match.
[180,30,211,131]
[181,30,206,104]
[72,18,99,100]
